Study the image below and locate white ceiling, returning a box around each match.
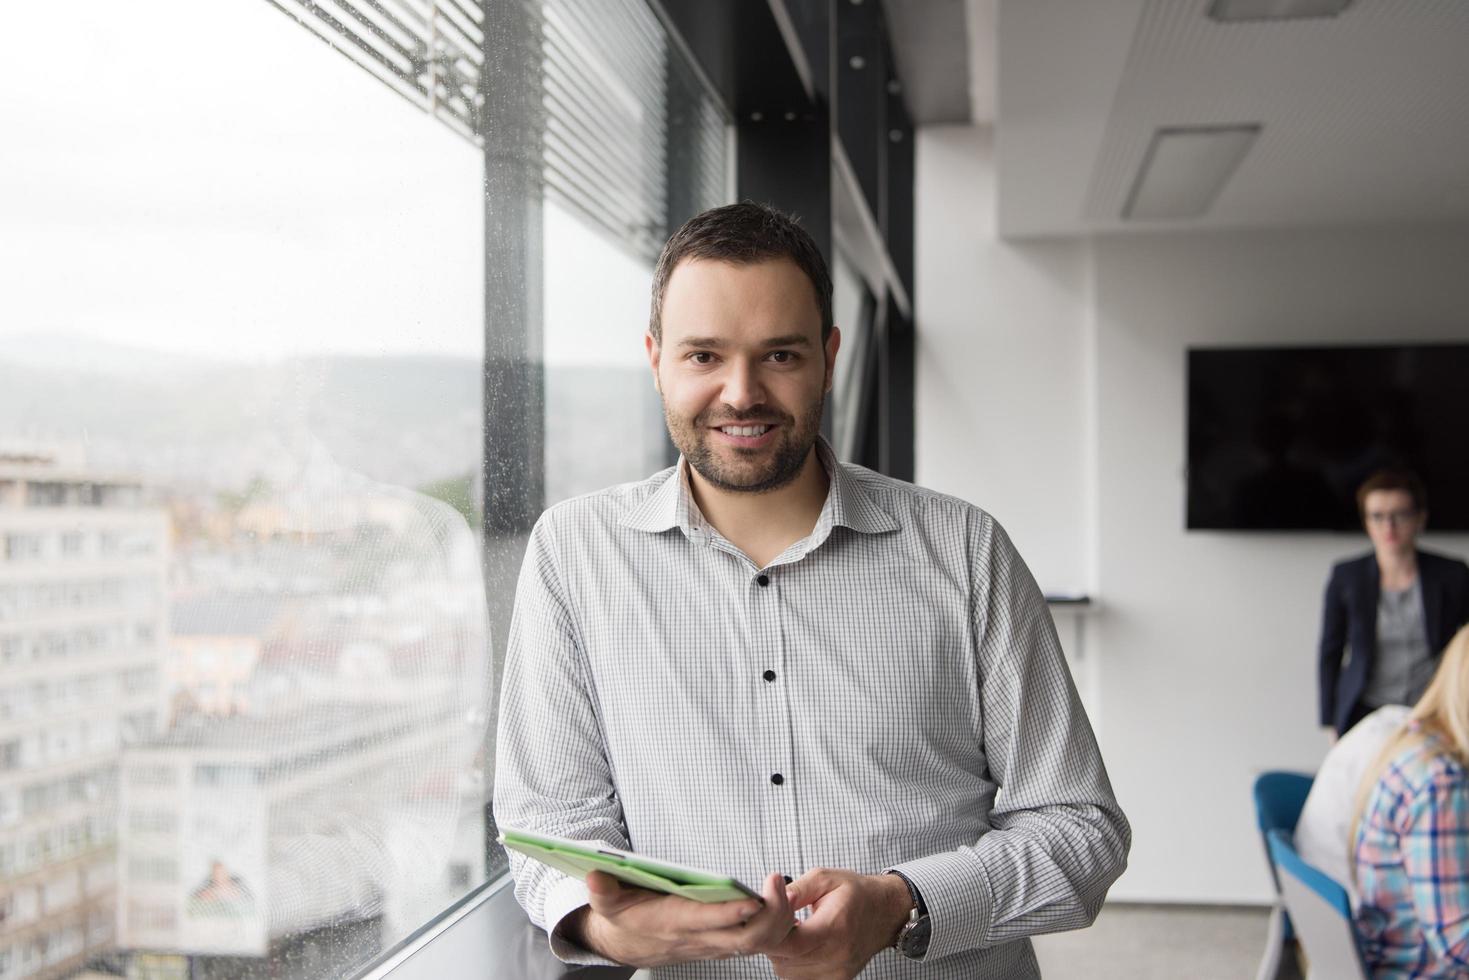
[995,0,1469,237]
[882,0,995,124]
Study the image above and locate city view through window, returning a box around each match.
[0,1,702,978]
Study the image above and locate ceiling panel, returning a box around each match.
[998,0,1469,237]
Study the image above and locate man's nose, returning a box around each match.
[720,360,766,411]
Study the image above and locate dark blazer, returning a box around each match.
[1318,548,1469,734]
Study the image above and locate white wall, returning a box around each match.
[913,125,1091,596]
[916,122,1469,903]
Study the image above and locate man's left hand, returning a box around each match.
[765,868,913,980]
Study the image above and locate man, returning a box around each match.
[494,203,1129,978]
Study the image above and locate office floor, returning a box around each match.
[1033,902,1294,980]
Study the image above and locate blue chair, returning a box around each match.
[1267,828,1369,979]
[1253,771,1313,980]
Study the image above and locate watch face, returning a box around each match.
[898,916,931,959]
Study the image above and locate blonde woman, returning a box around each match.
[1352,623,1469,977]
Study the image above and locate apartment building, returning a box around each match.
[0,453,168,980]
[116,699,484,979]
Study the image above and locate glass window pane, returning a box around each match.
[2,1,725,977]
[831,250,875,461]
[539,0,730,504]
[2,1,490,976]
[544,201,668,502]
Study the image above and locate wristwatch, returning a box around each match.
[886,870,931,960]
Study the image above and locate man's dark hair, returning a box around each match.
[1356,467,1428,517]
[649,202,833,345]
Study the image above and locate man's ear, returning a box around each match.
[645,331,662,393]
[823,325,842,394]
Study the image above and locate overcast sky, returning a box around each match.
[0,0,650,369]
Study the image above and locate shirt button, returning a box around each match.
[756,574,770,587]
[770,773,784,785]
[763,669,776,682]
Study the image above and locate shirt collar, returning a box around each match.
[619,437,899,538]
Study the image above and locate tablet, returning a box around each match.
[499,827,761,904]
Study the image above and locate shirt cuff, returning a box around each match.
[543,876,622,967]
[888,849,994,962]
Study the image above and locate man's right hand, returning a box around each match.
[562,870,796,967]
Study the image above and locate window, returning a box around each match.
[4,0,724,977]
[127,766,176,789]
[0,792,17,829]
[119,711,158,747]
[23,484,66,508]
[127,902,177,933]
[192,766,257,789]
[129,810,177,836]
[830,249,877,461]
[127,857,179,884]
[3,534,43,563]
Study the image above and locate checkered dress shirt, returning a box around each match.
[493,439,1130,978]
[1355,729,1469,977]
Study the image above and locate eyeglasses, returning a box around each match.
[1366,509,1420,526]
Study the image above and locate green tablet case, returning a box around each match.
[499,828,758,903]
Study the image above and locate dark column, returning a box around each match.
[479,0,544,872]
[885,71,914,298]
[835,0,886,221]
[882,60,914,477]
[879,294,915,482]
[480,0,545,540]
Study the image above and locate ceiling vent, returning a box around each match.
[1122,125,1261,221]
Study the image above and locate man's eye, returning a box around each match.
[689,352,715,364]
[768,351,796,363]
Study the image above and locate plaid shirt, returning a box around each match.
[1355,730,1469,978]
[493,439,1129,978]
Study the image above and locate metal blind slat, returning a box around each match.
[544,165,660,262]
[541,62,665,185]
[541,8,662,124]
[543,142,657,238]
[266,0,729,260]
[558,0,663,86]
[542,96,665,208]
[540,41,656,150]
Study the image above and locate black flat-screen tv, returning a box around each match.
[1187,344,1469,531]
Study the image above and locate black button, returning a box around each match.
[763,669,776,682]
[770,773,784,785]
[756,574,770,587]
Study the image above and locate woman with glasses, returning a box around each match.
[1318,469,1469,739]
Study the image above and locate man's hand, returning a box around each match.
[563,870,796,967]
[765,868,913,980]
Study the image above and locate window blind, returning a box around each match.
[266,0,729,262]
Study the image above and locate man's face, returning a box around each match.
[1362,488,1424,553]
[647,257,839,493]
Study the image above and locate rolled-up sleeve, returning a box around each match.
[892,516,1130,961]
[491,512,626,966]
[1400,778,1469,971]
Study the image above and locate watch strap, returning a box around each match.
[886,869,927,918]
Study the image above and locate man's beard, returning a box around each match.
[665,398,825,494]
